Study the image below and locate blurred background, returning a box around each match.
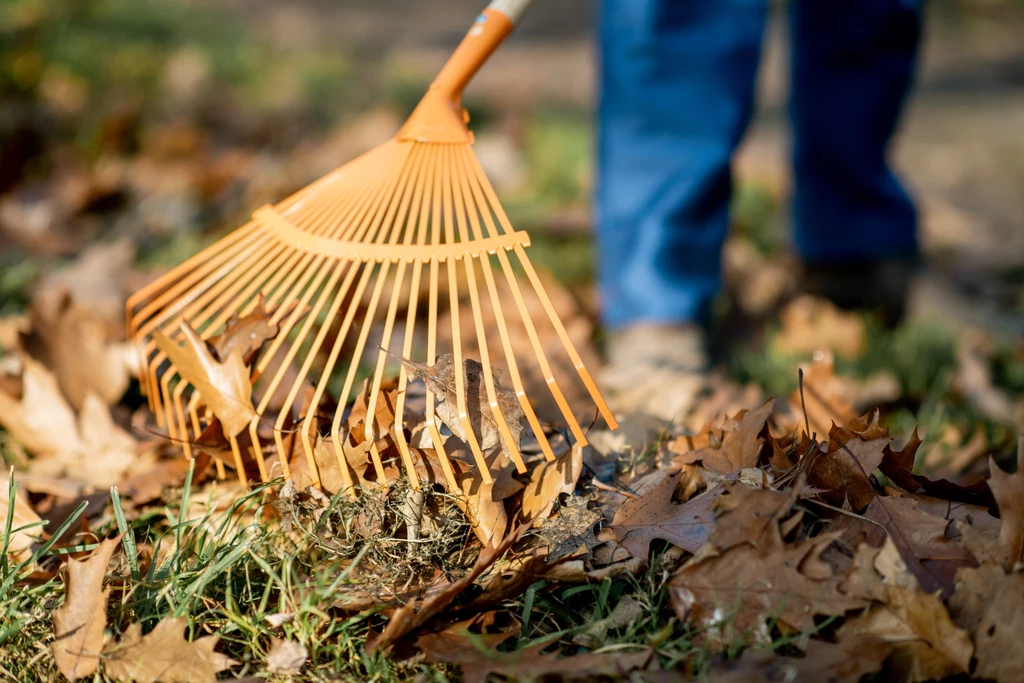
[1,0,1022,474]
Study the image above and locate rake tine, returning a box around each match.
[364,147,431,489]
[450,156,526,473]
[424,147,458,491]
[454,146,554,461]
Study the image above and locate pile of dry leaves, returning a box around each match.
[1,278,1023,682]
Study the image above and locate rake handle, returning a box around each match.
[432,0,535,101]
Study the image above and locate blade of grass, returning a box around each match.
[111,486,141,581]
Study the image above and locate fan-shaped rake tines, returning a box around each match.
[125,0,617,493]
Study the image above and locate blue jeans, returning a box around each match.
[597,0,921,327]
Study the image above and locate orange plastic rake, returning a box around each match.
[126,0,616,492]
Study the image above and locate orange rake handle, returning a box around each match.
[433,0,532,100]
[398,0,534,144]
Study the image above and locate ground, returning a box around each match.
[0,1,1022,681]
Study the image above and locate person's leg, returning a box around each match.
[790,0,921,265]
[597,0,768,330]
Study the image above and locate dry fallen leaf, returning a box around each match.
[519,444,582,523]
[981,441,1024,570]
[862,496,968,563]
[1,476,43,563]
[952,329,1019,425]
[670,534,865,633]
[0,355,80,458]
[949,563,1024,683]
[673,399,775,475]
[207,298,279,365]
[708,633,891,683]
[790,354,899,439]
[153,321,257,437]
[805,415,890,512]
[52,537,120,681]
[611,470,724,559]
[708,482,797,553]
[536,495,601,561]
[102,616,237,683]
[418,628,655,683]
[0,360,142,487]
[266,637,308,676]
[841,540,972,682]
[20,292,131,408]
[402,354,525,464]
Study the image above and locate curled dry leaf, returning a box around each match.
[543,556,647,584]
[207,297,279,365]
[806,415,890,512]
[981,442,1024,570]
[1,476,42,563]
[952,329,1019,425]
[102,617,237,683]
[611,469,723,559]
[401,354,525,464]
[153,321,256,437]
[673,399,775,475]
[841,540,973,682]
[452,446,509,547]
[519,444,582,523]
[790,354,899,440]
[0,355,80,458]
[0,359,141,487]
[51,537,121,681]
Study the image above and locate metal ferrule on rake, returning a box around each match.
[126,0,616,493]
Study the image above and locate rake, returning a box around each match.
[126,0,616,493]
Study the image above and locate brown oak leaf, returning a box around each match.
[840,540,972,682]
[51,537,120,681]
[982,441,1024,570]
[207,297,280,366]
[153,321,257,437]
[611,469,723,559]
[805,416,889,512]
[670,534,865,633]
[949,563,1024,683]
[102,617,237,683]
[674,399,775,474]
[418,629,655,683]
[709,482,799,553]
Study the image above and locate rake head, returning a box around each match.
[126,1,616,493]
